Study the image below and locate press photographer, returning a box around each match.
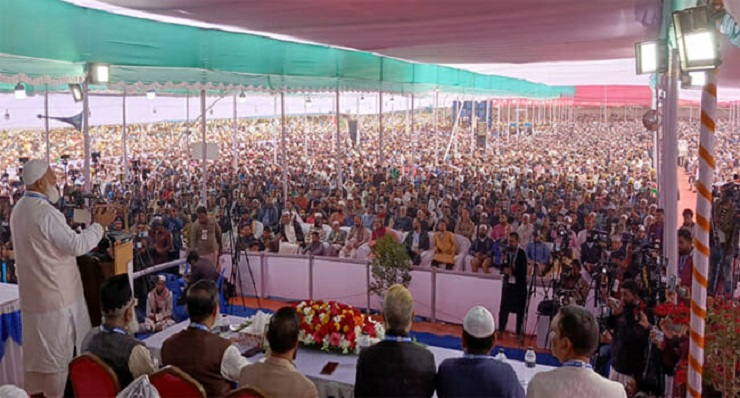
[606,280,651,390]
[498,232,528,338]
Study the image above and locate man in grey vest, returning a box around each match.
[81,274,157,388]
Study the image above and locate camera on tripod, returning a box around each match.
[589,229,610,249]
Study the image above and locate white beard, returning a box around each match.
[45,184,60,204]
[125,310,140,335]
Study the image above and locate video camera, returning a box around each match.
[589,229,610,248]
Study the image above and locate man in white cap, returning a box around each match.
[143,275,175,332]
[436,306,524,398]
[10,159,117,397]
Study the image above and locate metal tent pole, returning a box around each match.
[470,99,476,156]
[273,95,278,165]
[44,86,50,164]
[379,92,384,167]
[433,90,439,161]
[411,93,416,166]
[122,89,128,183]
[82,81,91,193]
[200,90,207,204]
[336,88,343,196]
[232,93,238,171]
[663,50,679,278]
[281,92,288,205]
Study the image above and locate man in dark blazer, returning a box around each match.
[354,284,436,397]
[403,218,430,265]
[499,232,528,338]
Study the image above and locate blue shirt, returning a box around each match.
[526,241,551,265]
[437,356,525,398]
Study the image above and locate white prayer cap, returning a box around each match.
[157,275,166,282]
[0,385,29,398]
[338,200,346,206]
[21,159,49,186]
[463,306,495,339]
[314,213,323,218]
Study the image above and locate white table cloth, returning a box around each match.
[145,316,554,398]
[0,283,22,387]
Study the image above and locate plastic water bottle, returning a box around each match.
[525,347,537,368]
[358,333,371,354]
[494,348,508,362]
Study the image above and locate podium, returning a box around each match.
[77,239,133,327]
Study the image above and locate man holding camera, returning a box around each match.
[10,159,117,398]
[606,280,650,388]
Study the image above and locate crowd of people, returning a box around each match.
[1,106,738,397]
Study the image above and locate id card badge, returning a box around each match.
[201,230,208,241]
[508,276,516,284]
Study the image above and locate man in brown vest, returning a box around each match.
[161,280,248,397]
[189,206,222,271]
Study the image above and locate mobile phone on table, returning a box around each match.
[320,361,339,375]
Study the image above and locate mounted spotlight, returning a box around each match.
[673,6,721,71]
[87,63,110,84]
[14,83,26,100]
[635,40,668,74]
[680,71,707,89]
[3,109,9,121]
[146,89,156,100]
[360,95,365,101]
[306,96,312,104]
[69,84,84,102]
[238,91,247,103]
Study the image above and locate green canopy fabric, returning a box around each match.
[0,0,575,98]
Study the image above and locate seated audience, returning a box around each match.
[238,307,319,398]
[432,221,457,270]
[469,225,495,273]
[354,284,436,397]
[161,280,249,397]
[326,221,347,256]
[142,275,176,332]
[527,305,626,398]
[81,274,157,389]
[403,218,430,265]
[437,306,524,398]
[303,231,329,256]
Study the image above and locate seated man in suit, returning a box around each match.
[238,307,318,398]
[403,218,430,265]
[161,280,249,397]
[81,274,157,389]
[354,284,436,397]
[527,305,626,398]
[437,306,524,398]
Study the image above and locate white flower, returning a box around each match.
[332,315,342,324]
[339,339,351,349]
[305,315,313,325]
[354,326,362,336]
[319,313,327,322]
[303,307,311,316]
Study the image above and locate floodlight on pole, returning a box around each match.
[238,91,247,103]
[146,89,156,100]
[87,63,110,85]
[673,6,721,71]
[680,71,707,89]
[635,40,668,74]
[14,83,26,100]
[69,84,84,102]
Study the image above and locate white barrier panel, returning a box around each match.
[311,259,368,309]
[434,272,547,335]
[434,272,501,325]
[221,253,263,297]
[264,256,310,300]
[407,270,434,319]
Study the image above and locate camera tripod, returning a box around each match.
[224,200,262,314]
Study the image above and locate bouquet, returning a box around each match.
[294,300,384,354]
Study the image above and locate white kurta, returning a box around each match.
[10,195,104,374]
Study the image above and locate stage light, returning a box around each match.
[3,110,9,121]
[69,84,84,102]
[680,71,707,89]
[635,40,668,74]
[14,83,26,100]
[306,96,312,104]
[238,91,247,103]
[360,95,364,101]
[146,89,156,100]
[87,63,110,84]
[673,6,721,71]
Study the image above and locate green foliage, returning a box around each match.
[368,235,412,298]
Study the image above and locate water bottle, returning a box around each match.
[525,347,537,368]
[494,348,507,362]
[358,333,371,354]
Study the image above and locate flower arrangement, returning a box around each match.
[703,297,740,397]
[294,300,384,354]
[654,301,690,326]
